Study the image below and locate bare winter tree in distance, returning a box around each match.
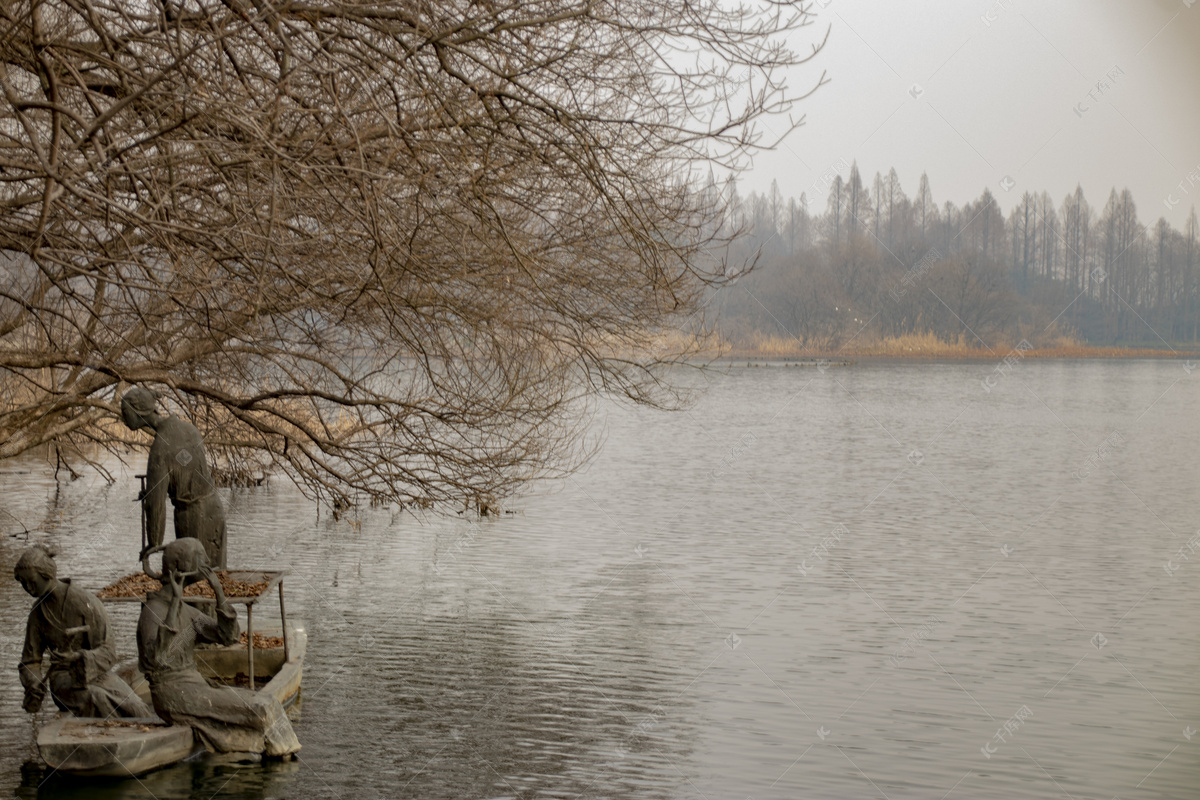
[0,1,826,508]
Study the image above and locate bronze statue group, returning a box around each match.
[14,388,299,759]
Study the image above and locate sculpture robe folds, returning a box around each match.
[137,591,299,756]
[20,579,150,718]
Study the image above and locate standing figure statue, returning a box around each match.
[15,546,151,719]
[137,539,299,757]
[120,387,227,568]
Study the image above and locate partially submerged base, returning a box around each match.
[38,622,305,778]
[37,718,197,778]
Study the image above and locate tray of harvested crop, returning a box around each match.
[239,631,286,649]
[98,570,285,605]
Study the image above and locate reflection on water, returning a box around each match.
[1,359,1198,798]
[17,756,299,800]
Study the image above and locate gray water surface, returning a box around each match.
[1,359,1197,799]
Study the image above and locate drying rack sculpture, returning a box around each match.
[36,544,306,777]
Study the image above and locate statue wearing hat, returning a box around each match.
[120,387,228,568]
[14,546,150,719]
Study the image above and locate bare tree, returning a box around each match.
[915,172,937,240]
[0,0,826,507]
[1011,192,1037,293]
[1186,208,1198,341]
[872,171,885,244]
[928,254,1016,344]
[1096,189,1143,340]
[845,161,869,241]
[1060,185,1092,294]
[1037,192,1058,281]
[784,196,811,255]
[824,174,845,249]
[884,167,907,247]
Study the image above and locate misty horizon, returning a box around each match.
[739,1,1200,229]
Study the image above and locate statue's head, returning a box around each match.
[159,538,209,585]
[14,545,57,598]
[120,387,161,431]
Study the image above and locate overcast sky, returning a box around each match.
[739,0,1200,227]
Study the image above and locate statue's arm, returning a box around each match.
[18,613,45,710]
[192,598,240,646]
[193,566,240,646]
[154,575,185,657]
[79,593,118,682]
[142,445,169,549]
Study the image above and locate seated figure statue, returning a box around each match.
[136,538,299,757]
[15,546,151,719]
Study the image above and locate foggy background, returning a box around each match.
[743,0,1200,227]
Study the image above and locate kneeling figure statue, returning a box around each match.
[15,546,151,719]
[137,539,299,757]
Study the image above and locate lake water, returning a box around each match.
[1,359,1198,799]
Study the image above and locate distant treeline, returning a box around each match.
[715,164,1199,349]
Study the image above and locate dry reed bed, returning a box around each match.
[722,332,1197,360]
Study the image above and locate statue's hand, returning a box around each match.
[167,569,186,599]
[199,565,226,600]
[50,649,83,665]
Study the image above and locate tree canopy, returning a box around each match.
[0,0,824,506]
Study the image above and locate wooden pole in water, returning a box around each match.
[247,602,254,687]
[136,474,147,556]
[278,580,289,663]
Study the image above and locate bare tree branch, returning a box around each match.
[0,0,824,507]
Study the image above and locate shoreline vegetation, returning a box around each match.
[712,166,1200,369]
[695,332,1200,361]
